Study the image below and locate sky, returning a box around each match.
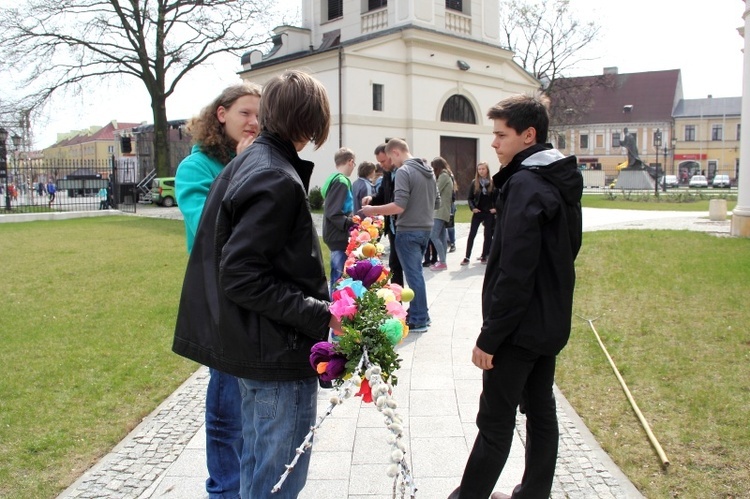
[8,0,747,149]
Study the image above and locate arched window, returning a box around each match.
[441,95,476,124]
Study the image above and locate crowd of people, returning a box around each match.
[170,70,583,499]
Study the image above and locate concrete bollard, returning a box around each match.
[709,199,728,221]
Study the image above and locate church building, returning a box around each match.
[238,0,540,195]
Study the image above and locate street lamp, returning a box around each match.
[653,129,662,195]
[0,128,9,210]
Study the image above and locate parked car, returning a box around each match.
[689,175,708,188]
[712,174,731,188]
[151,177,177,207]
[663,175,679,189]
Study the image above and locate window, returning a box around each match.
[327,0,343,20]
[737,124,741,141]
[557,134,566,149]
[108,145,114,154]
[684,125,695,142]
[368,0,386,10]
[445,0,462,11]
[712,124,723,141]
[595,134,603,148]
[372,83,383,111]
[440,95,476,124]
[612,132,621,147]
[579,134,588,149]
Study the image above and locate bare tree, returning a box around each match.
[500,0,599,93]
[0,0,277,176]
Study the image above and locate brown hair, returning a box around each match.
[431,157,449,177]
[487,93,550,143]
[473,161,494,194]
[187,83,262,165]
[357,161,377,179]
[384,137,409,154]
[259,70,330,150]
[334,147,355,166]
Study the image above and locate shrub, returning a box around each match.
[309,186,323,210]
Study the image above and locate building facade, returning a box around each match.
[550,68,741,187]
[673,97,741,182]
[238,0,540,195]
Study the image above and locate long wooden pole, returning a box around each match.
[580,315,670,468]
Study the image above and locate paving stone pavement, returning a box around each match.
[57,206,730,499]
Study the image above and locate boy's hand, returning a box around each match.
[472,345,494,370]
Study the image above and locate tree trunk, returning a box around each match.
[152,95,171,178]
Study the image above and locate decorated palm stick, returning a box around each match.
[579,315,670,468]
[272,349,417,497]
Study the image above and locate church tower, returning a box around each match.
[239,0,539,192]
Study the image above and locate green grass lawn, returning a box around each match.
[558,230,750,497]
[0,217,197,498]
[1,216,747,498]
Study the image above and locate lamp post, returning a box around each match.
[653,129,662,196]
[0,128,9,210]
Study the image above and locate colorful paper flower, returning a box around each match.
[330,293,357,320]
[379,318,405,345]
[355,378,373,403]
[309,342,348,382]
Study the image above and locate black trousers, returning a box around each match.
[465,212,495,259]
[456,344,559,499]
[387,231,404,286]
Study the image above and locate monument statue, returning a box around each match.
[620,128,644,169]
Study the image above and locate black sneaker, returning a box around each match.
[448,244,456,253]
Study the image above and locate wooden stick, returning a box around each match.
[579,315,670,468]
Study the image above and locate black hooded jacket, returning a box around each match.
[477,143,583,357]
[172,132,331,380]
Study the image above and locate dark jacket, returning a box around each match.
[370,168,396,235]
[467,179,498,212]
[477,143,583,357]
[172,132,331,381]
[321,172,353,251]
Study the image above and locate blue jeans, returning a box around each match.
[205,368,243,499]
[395,230,431,326]
[329,249,347,295]
[238,377,318,499]
[429,219,448,263]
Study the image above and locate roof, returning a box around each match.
[48,120,142,148]
[552,69,682,125]
[673,97,741,118]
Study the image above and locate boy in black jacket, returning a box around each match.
[450,94,583,499]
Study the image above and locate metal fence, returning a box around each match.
[0,157,146,214]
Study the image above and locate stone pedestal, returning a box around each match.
[709,199,727,221]
[615,169,655,190]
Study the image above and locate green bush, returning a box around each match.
[309,186,323,210]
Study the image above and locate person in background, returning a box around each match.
[46,180,56,207]
[449,93,582,499]
[362,143,403,286]
[447,167,458,252]
[351,160,376,214]
[174,82,261,499]
[428,157,454,271]
[98,187,109,209]
[461,162,497,266]
[173,69,337,499]
[373,164,384,192]
[361,138,439,332]
[322,147,356,292]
